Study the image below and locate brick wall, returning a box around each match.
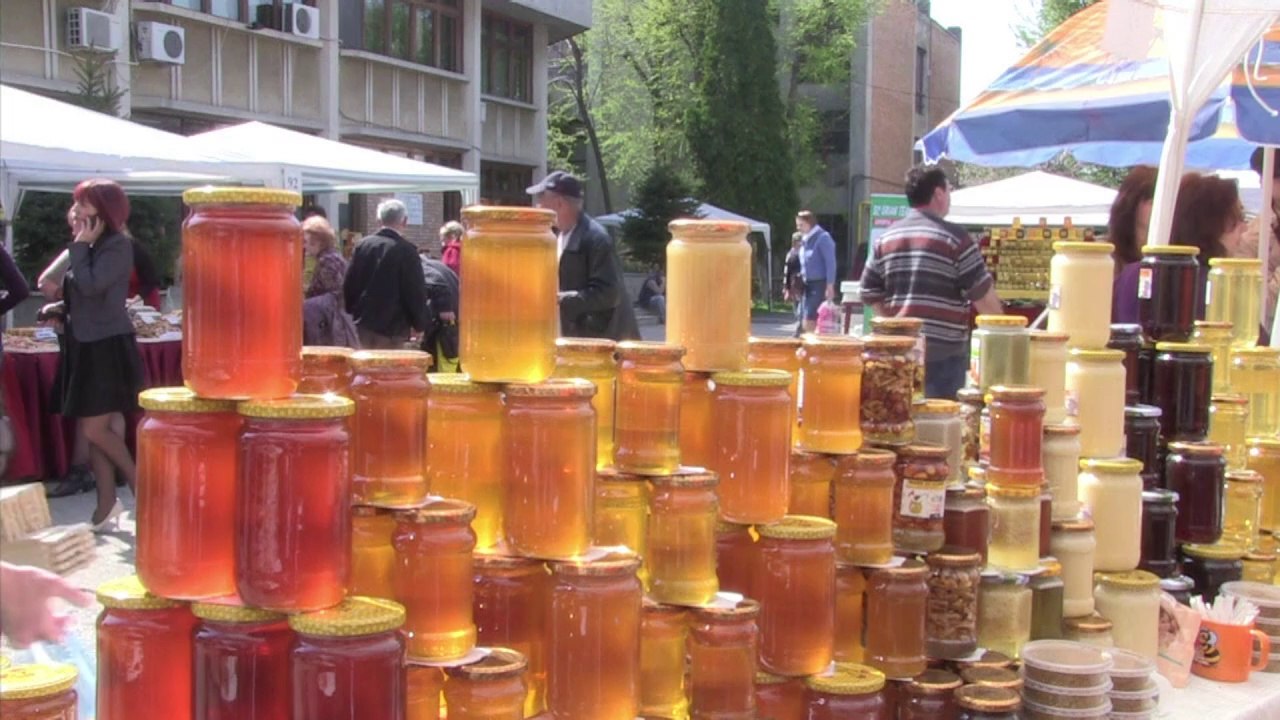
[869,0,918,195]
[350,192,448,256]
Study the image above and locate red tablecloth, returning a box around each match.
[2,340,182,483]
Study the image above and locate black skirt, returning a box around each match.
[52,332,145,418]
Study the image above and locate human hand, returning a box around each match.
[0,562,91,648]
[73,216,104,245]
[825,284,836,301]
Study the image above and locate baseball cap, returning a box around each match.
[526,171,583,199]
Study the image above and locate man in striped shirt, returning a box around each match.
[861,165,1004,399]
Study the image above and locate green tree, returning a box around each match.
[618,164,702,268]
[1015,0,1097,48]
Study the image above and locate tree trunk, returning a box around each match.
[569,38,614,213]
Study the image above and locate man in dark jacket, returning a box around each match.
[343,199,430,349]
[418,252,460,371]
[528,171,640,340]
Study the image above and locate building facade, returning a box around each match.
[0,0,588,252]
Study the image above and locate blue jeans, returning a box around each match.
[802,280,826,321]
[925,354,968,399]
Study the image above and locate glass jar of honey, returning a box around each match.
[1077,457,1144,573]
[912,400,964,487]
[715,521,755,595]
[749,335,803,442]
[1166,441,1227,545]
[1210,394,1250,471]
[350,505,396,599]
[393,500,477,661]
[1093,571,1161,659]
[426,374,505,550]
[408,664,443,720]
[473,553,549,717]
[892,445,949,554]
[1109,323,1145,405]
[986,483,1042,572]
[615,341,684,474]
[667,219,752,372]
[1243,551,1277,584]
[1062,614,1114,648]
[1231,347,1280,437]
[899,669,961,720]
[861,336,918,445]
[865,562,929,678]
[1051,517,1097,618]
[1043,423,1082,520]
[1152,342,1214,442]
[136,388,240,601]
[970,315,1030,393]
[299,345,354,395]
[350,349,432,507]
[237,395,354,612]
[1138,244,1201,343]
[1248,438,1280,532]
[594,469,649,580]
[870,316,926,400]
[944,485,990,564]
[688,597,759,717]
[925,550,981,659]
[96,576,196,720]
[547,555,643,720]
[0,663,78,719]
[1125,404,1164,490]
[679,371,715,468]
[790,451,837,518]
[1065,348,1128,457]
[1139,490,1179,578]
[804,664,888,719]
[753,516,837,677]
[443,648,529,719]
[712,369,794,524]
[1030,559,1065,640]
[798,335,864,453]
[554,338,618,470]
[1206,257,1264,347]
[193,603,290,720]
[1029,331,1070,423]
[182,187,302,399]
[834,449,897,565]
[986,385,1045,487]
[459,206,558,383]
[290,597,407,718]
[1193,320,1235,392]
[504,379,596,560]
[1223,469,1264,549]
[977,573,1031,659]
[957,388,984,466]
[639,600,688,720]
[647,469,720,606]
[755,672,807,720]
[835,563,869,664]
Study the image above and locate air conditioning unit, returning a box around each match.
[135,21,185,65]
[66,7,121,52]
[284,3,320,40]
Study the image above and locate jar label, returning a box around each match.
[1049,285,1062,310]
[969,336,982,388]
[1138,268,1153,299]
[979,411,991,463]
[900,479,946,519]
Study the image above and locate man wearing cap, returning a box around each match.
[528,171,640,340]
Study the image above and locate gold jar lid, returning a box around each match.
[693,596,760,620]
[1069,348,1125,362]
[1044,423,1081,437]
[427,373,499,394]
[989,385,1045,401]
[288,597,406,637]
[1212,393,1249,405]
[649,468,720,489]
[960,666,1023,690]
[238,394,355,419]
[1096,570,1161,590]
[897,443,949,461]
[0,663,78,700]
[869,317,923,334]
[852,449,897,467]
[1063,613,1113,633]
[1226,470,1264,484]
[668,218,750,237]
[1053,240,1114,254]
[955,685,1021,713]
[1078,457,1143,474]
[1208,258,1263,269]
[616,341,686,360]
[801,335,863,352]
[504,378,596,399]
[555,337,617,354]
[805,664,886,695]
[957,650,1014,671]
[907,669,962,695]
[1141,244,1199,257]
[1182,543,1248,560]
[711,369,791,387]
[748,336,802,349]
[461,205,556,226]
[182,186,302,207]
[915,399,960,416]
[863,335,917,352]
[396,498,477,525]
[350,349,433,371]
[1155,342,1211,353]
[975,315,1028,328]
[551,553,641,577]
[986,483,1041,499]
[756,515,837,541]
[302,345,355,360]
[927,548,982,567]
[1029,330,1070,343]
[97,576,183,610]
[138,387,238,413]
[1166,441,1224,457]
[443,648,528,681]
[192,603,286,624]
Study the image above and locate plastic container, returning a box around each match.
[1020,640,1114,689]
[667,219,752,371]
[1021,697,1112,719]
[1019,675,1111,711]
[1221,581,1280,620]
[1106,648,1156,692]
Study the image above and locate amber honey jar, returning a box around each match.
[679,371,715,468]
[182,186,302,399]
[899,669,961,720]
[349,349,432,507]
[647,469,720,606]
[473,553,550,717]
[753,516,837,676]
[688,596,760,717]
[710,369,793,526]
[136,388,240,601]
[790,451,837,518]
[715,521,756,595]
[459,206,558,383]
[640,600,689,720]
[443,648,529,719]
[298,345,354,395]
[554,338,619,469]
[0,663,78,720]
[865,562,929,679]
[192,603,290,720]
[833,449,897,565]
[96,576,196,720]
[804,664,889,719]
[835,563,870,664]
[408,664,444,720]
[748,335,803,440]
[504,379,596,560]
[667,219,753,372]
[594,468,649,577]
[547,554,643,719]
[350,505,396,599]
[985,385,1046,487]
[755,671,807,720]
[236,395,353,612]
[861,335,918,445]
[614,341,685,474]
[290,597,406,720]
[798,335,865,453]
[393,499,478,661]
[426,374,506,550]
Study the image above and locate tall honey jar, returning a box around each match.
[473,553,550,717]
[753,516,837,676]
[1206,257,1264,348]
[1193,320,1234,392]
[96,576,196,720]
[426,374,506,550]
[715,521,756,595]
[443,648,529,719]
[136,388,240,601]
[350,505,396,598]
[237,394,353,612]
[639,600,689,720]
[865,562,929,678]
[614,341,685,474]
[504,379,596,560]
[554,338,619,469]
[0,663,78,720]
[748,335,803,441]
[459,206,558,383]
[290,598,406,719]
[712,369,793,524]
[667,219,752,372]
[1231,347,1280,437]
[833,449,897,565]
[299,345,354,395]
[688,596,760,718]
[350,349,432,507]
[393,499,478,661]
[835,563,870,663]
[790,451,837,518]
[192,603,290,720]
[1249,437,1280,532]
[647,469,720,606]
[547,554,643,719]
[182,186,302,399]
[679,372,715,468]
[594,469,649,576]
[804,664,889,719]
[798,335,864,453]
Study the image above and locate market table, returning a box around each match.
[1163,669,1280,719]
[2,338,182,482]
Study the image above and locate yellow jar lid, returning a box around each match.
[869,317,923,333]
[668,218,750,236]
[1043,423,1081,437]
[616,341,686,360]
[238,394,355,419]
[974,315,1028,328]
[712,369,791,387]
[755,671,792,686]
[461,205,556,225]
[1155,342,1211,353]
[1053,240,1114,254]
[1069,348,1125,362]
[960,666,1023,690]
[0,663,78,700]
[989,384,1045,401]
[504,378,597,399]
[805,664,886,695]
[191,603,286,624]
[396,498,477,524]
[97,576,183,610]
[1230,346,1280,357]
[302,345,355,360]
[1141,244,1200,256]
[443,648,528,680]
[1182,543,1248,560]
[350,349,433,371]
[863,335,917,352]
[427,373,500,394]
[986,483,1041,499]
[1167,441,1224,457]
[1208,258,1263,268]
[551,553,641,577]
[556,337,618,354]
[851,449,897,467]
[287,597,406,637]
[1248,437,1280,450]
[649,467,720,488]
[138,387,238,413]
[748,336,803,349]
[1052,516,1096,533]
[756,515,837,541]
[1096,570,1161,589]
[955,685,1022,712]
[908,669,963,694]
[899,443,951,461]
[1212,393,1249,405]
[801,334,864,351]
[915,399,960,415]
[1028,330,1070,343]
[1078,457,1143,474]
[1226,470,1263,484]
[692,597,760,619]
[182,186,302,207]
[1063,613,1113,633]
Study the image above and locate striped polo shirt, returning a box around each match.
[860,208,994,360]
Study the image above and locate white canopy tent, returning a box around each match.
[948,171,1118,227]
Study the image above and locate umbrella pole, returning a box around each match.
[1264,147,1277,345]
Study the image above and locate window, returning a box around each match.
[358,0,463,72]
[482,13,533,102]
[915,47,928,115]
[163,0,313,22]
[480,162,534,207]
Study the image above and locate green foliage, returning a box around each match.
[618,164,702,268]
[1015,0,1097,48]
[70,52,125,115]
[951,153,1129,192]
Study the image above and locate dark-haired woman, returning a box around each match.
[1109,167,1156,323]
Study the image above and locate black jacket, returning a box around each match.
[343,228,429,338]
[418,256,460,361]
[559,212,640,340]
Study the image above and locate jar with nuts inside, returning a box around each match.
[924,548,981,659]
[892,445,950,554]
[861,336,918,445]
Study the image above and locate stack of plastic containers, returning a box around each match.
[1106,648,1159,720]
[1018,641,1113,720]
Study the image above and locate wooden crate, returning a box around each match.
[0,483,52,542]
[0,524,94,575]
